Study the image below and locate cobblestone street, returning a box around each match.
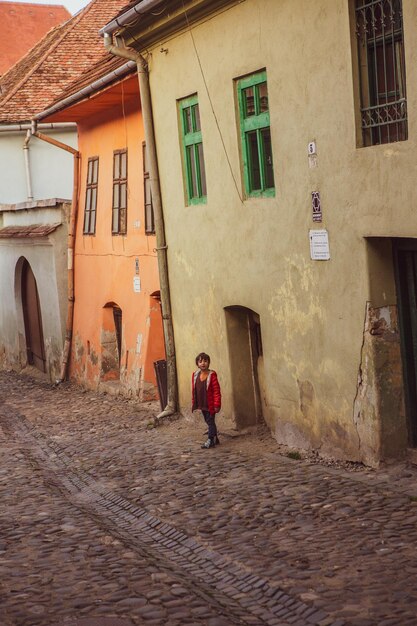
[1,371,417,626]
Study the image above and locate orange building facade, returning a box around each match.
[47,70,165,399]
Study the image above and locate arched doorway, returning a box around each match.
[101,303,122,381]
[224,306,265,429]
[21,260,46,372]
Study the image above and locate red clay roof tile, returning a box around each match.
[0,2,70,75]
[0,224,61,238]
[0,0,131,124]
[52,51,131,105]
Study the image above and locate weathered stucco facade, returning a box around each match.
[44,73,165,400]
[110,0,416,464]
[0,199,69,381]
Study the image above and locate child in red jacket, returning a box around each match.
[192,352,221,449]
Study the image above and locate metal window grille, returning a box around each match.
[112,149,128,234]
[355,0,407,146]
[142,142,155,234]
[83,157,99,234]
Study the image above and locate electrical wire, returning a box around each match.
[181,0,244,204]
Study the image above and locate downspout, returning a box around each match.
[30,121,81,384]
[19,125,75,202]
[23,130,34,201]
[103,33,177,418]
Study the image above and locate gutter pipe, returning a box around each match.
[23,130,33,201]
[103,32,177,418]
[30,121,81,384]
[98,0,166,36]
[0,122,76,133]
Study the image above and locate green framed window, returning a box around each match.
[237,71,275,197]
[179,95,207,205]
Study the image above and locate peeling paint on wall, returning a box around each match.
[353,303,407,466]
[136,333,143,355]
[174,249,195,278]
[268,255,324,338]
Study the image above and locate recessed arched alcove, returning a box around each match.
[15,257,46,373]
[100,302,122,381]
[224,305,265,429]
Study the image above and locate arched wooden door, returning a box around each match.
[21,260,46,372]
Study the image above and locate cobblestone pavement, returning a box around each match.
[1,372,417,626]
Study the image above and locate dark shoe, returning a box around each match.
[201,438,215,449]
[204,432,220,444]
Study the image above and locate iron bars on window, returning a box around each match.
[355,0,407,146]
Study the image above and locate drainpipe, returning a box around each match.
[23,130,34,201]
[15,124,76,203]
[0,122,76,133]
[30,121,81,384]
[103,33,177,418]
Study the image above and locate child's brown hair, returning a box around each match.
[195,352,210,366]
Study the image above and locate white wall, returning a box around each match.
[0,128,77,204]
[0,202,69,380]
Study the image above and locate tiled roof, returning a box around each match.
[0,224,61,238]
[52,51,132,105]
[0,2,70,75]
[0,0,131,124]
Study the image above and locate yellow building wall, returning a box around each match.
[138,0,416,462]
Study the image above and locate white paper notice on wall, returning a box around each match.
[309,229,330,261]
[133,276,141,292]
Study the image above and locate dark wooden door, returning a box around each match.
[22,260,46,373]
[113,306,122,366]
[393,240,417,446]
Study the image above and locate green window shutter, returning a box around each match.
[179,94,207,205]
[237,71,275,198]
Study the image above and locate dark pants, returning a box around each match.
[202,410,217,439]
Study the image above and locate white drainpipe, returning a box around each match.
[23,130,33,201]
[0,122,76,133]
[6,123,77,202]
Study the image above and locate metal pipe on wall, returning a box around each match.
[30,124,81,383]
[0,122,76,133]
[103,33,178,418]
[23,130,34,201]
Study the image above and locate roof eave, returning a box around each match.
[99,0,167,36]
[36,60,137,121]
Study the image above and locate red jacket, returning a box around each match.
[192,369,221,415]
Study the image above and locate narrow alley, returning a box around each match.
[1,370,417,626]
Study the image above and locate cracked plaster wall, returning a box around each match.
[141,0,417,462]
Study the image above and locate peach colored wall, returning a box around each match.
[70,84,165,399]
